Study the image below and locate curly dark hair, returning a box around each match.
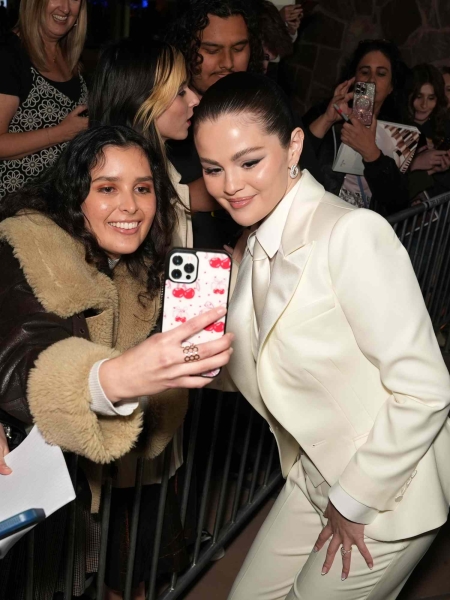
[166,0,264,81]
[340,39,410,122]
[408,64,449,143]
[0,126,176,299]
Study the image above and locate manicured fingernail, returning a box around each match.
[321,568,328,575]
[368,564,373,570]
[312,546,319,553]
[341,573,347,581]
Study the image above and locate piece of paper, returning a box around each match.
[0,426,76,558]
[332,120,421,176]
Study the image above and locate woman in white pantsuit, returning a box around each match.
[194,72,450,600]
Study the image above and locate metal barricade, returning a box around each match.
[20,193,450,600]
[387,191,450,352]
[21,391,282,600]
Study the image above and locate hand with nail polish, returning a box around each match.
[313,501,373,580]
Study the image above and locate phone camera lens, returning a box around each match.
[186,275,191,280]
[173,255,183,266]
[184,263,195,274]
[171,269,182,279]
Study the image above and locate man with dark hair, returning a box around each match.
[166,0,322,248]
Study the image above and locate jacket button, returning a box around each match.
[79,328,85,335]
[76,314,82,319]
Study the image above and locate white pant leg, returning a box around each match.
[229,458,438,600]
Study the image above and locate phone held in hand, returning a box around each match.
[352,81,376,126]
[162,249,232,378]
[0,509,46,541]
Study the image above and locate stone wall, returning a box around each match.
[286,0,450,114]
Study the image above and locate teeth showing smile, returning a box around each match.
[53,14,68,21]
[109,221,139,230]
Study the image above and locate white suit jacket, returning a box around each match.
[224,170,450,541]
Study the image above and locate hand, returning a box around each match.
[341,115,381,163]
[279,5,303,35]
[56,104,88,141]
[429,151,450,174]
[324,78,355,126]
[313,502,373,580]
[411,148,450,173]
[0,425,12,475]
[100,307,234,402]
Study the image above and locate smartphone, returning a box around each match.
[352,81,376,126]
[162,248,232,377]
[0,509,46,541]
[296,0,319,15]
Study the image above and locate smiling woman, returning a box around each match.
[0,125,233,600]
[0,0,89,199]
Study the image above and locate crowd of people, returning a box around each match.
[0,0,450,599]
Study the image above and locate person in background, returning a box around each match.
[408,64,450,198]
[0,0,88,199]
[167,0,322,248]
[265,1,302,75]
[441,66,450,107]
[89,39,200,249]
[0,126,232,600]
[258,0,294,75]
[304,39,411,216]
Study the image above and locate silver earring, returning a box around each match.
[289,164,299,179]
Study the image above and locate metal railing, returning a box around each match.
[12,191,450,600]
[387,191,450,352]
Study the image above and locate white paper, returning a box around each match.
[0,426,76,558]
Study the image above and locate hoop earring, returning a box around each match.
[73,19,78,26]
[289,164,299,179]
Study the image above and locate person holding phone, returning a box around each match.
[194,72,450,600]
[304,39,411,215]
[0,125,232,600]
[0,0,89,200]
[407,64,450,197]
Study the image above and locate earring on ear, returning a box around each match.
[73,18,78,26]
[289,164,299,179]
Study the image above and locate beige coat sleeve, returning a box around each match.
[27,337,143,463]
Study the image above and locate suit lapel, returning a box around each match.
[227,251,271,421]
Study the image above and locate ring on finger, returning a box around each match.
[340,546,352,557]
[182,343,200,362]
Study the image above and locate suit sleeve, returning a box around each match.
[328,209,450,512]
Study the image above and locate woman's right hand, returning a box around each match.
[99,307,234,402]
[56,104,88,142]
[0,425,12,475]
[323,77,355,125]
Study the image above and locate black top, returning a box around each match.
[0,33,82,104]
[0,33,87,199]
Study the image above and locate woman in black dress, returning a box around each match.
[0,0,88,199]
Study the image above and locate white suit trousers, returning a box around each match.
[228,459,438,600]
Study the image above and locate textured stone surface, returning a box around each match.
[418,0,440,27]
[314,47,341,88]
[343,15,381,56]
[355,0,374,16]
[309,82,333,108]
[293,65,313,101]
[302,11,346,48]
[381,0,422,45]
[293,43,318,70]
[437,0,450,27]
[316,0,354,20]
[409,30,450,64]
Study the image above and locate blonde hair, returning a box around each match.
[134,46,188,162]
[16,0,87,73]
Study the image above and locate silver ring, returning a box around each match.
[340,547,352,556]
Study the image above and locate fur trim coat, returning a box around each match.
[0,212,188,507]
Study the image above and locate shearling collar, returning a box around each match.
[0,212,159,350]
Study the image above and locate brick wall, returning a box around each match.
[286,0,450,114]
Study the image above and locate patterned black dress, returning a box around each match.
[0,34,87,199]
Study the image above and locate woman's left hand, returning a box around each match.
[313,501,373,580]
[340,116,381,163]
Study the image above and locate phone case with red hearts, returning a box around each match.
[162,249,232,377]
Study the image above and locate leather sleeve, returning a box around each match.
[0,243,74,424]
